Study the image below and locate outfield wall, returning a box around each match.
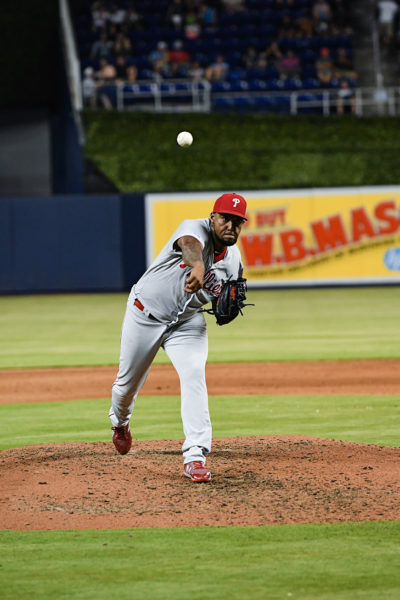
[0,194,145,293]
[1,186,400,294]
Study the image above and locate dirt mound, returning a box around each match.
[1,359,400,404]
[1,436,399,531]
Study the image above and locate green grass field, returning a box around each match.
[1,287,399,368]
[1,522,400,600]
[1,394,399,451]
[1,288,399,599]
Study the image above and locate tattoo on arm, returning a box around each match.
[177,236,203,267]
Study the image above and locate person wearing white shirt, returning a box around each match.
[377,0,398,44]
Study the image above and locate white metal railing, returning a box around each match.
[60,0,85,143]
[372,5,384,89]
[91,80,400,115]
[111,79,211,112]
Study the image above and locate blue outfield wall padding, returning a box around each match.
[0,198,13,290]
[120,193,146,290]
[54,195,123,290]
[0,194,146,293]
[0,194,141,293]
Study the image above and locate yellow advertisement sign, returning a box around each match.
[145,187,400,286]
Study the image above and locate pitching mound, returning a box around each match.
[1,436,399,531]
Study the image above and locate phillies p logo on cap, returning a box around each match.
[213,193,247,220]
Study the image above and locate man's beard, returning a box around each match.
[214,232,237,247]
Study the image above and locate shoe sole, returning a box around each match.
[114,446,131,455]
[112,437,132,455]
[184,471,211,483]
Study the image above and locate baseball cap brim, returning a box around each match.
[213,208,247,220]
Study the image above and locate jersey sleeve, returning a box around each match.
[227,245,244,278]
[172,219,208,251]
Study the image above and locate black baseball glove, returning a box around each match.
[203,277,254,326]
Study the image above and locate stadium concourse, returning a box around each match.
[74,0,358,113]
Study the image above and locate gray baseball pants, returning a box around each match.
[109,298,211,464]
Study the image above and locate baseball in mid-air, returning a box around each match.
[177,131,193,147]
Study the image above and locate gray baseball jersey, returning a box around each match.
[132,218,243,323]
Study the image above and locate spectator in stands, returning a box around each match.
[377,0,399,48]
[222,0,245,13]
[312,0,332,22]
[336,78,356,114]
[258,41,282,69]
[188,60,205,80]
[126,64,138,83]
[115,56,129,81]
[149,41,171,80]
[125,5,143,30]
[109,3,127,28]
[278,14,296,38]
[96,59,117,109]
[149,41,170,71]
[278,50,301,80]
[184,10,201,39]
[316,46,334,85]
[169,40,191,67]
[200,3,218,31]
[205,54,229,80]
[113,32,132,57]
[296,14,314,36]
[312,0,332,33]
[243,45,258,69]
[90,32,113,60]
[97,58,117,83]
[91,1,110,31]
[82,67,97,108]
[333,47,357,80]
[166,0,185,30]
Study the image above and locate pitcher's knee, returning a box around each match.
[112,381,136,403]
[179,363,206,382]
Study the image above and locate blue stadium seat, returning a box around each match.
[283,78,303,90]
[266,78,285,91]
[160,83,175,93]
[230,80,250,92]
[302,78,321,89]
[211,81,232,92]
[213,97,235,111]
[138,84,153,93]
[248,79,268,91]
[228,68,247,82]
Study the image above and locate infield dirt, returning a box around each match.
[1,359,399,404]
[1,359,399,531]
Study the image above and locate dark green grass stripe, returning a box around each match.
[1,394,399,450]
[1,521,399,600]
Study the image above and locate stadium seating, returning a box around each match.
[76,0,356,113]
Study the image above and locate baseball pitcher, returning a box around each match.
[109,193,252,482]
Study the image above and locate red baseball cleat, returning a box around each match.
[184,461,211,483]
[112,424,132,455]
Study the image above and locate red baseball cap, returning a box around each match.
[213,193,247,220]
